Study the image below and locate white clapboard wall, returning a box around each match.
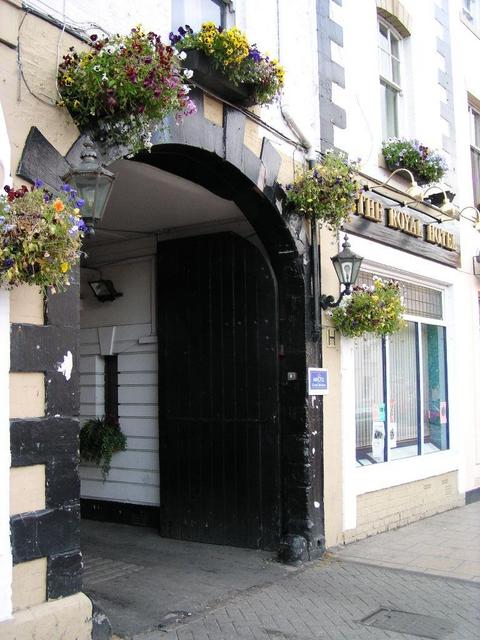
[79,251,160,506]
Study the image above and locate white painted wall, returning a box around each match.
[80,239,160,506]
[331,0,480,531]
[0,101,12,621]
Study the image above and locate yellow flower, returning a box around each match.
[60,262,70,273]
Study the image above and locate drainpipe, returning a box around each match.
[281,104,321,342]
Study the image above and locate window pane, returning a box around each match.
[392,57,400,85]
[172,0,223,31]
[388,322,419,460]
[422,325,449,453]
[355,335,385,465]
[380,82,399,139]
[390,33,399,58]
[379,49,391,80]
[471,147,480,207]
[378,22,389,50]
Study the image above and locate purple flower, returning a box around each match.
[78,219,89,232]
[178,26,186,36]
[34,179,44,188]
[2,258,14,269]
[76,198,85,208]
[248,46,262,63]
[62,183,71,192]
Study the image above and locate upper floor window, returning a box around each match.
[463,0,480,28]
[172,0,231,32]
[469,103,480,207]
[378,19,402,139]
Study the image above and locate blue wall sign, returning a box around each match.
[308,367,329,395]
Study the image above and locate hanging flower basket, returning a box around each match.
[171,23,285,106]
[330,277,406,338]
[284,151,361,231]
[80,416,127,480]
[0,181,88,291]
[382,138,447,185]
[57,26,197,153]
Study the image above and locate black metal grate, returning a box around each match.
[361,608,456,639]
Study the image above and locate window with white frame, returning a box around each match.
[469,103,480,207]
[172,0,232,32]
[463,0,480,29]
[354,274,449,466]
[378,18,402,139]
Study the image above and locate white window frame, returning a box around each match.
[378,17,403,139]
[463,0,480,26]
[171,0,234,31]
[353,277,449,467]
[469,103,480,207]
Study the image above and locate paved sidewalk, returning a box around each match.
[86,503,480,639]
[135,558,479,639]
[334,502,480,581]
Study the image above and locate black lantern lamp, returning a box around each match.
[320,234,363,309]
[62,137,115,225]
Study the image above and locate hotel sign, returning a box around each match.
[346,193,460,267]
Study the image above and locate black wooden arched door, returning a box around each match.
[157,232,280,549]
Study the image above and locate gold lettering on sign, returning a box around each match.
[386,208,423,237]
[425,224,455,250]
[355,195,383,222]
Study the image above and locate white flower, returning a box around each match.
[101,73,108,81]
[93,65,101,72]
[183,68,193,79]
[178,51,187,60]
[182,84,191,93]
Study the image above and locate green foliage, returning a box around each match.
[382,138,447,184]
[284,152,361,231]
[57,26,197,153]
[331,278,406,338]
[172,23,285,105]
[80,417,127,480]
[0,182,87,291]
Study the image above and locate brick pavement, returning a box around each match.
[334,502,480,581]
[134,557,479,639]
[88,504,480,639]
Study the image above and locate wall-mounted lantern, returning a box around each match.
[62,137,115,225]
[320,234,363,309]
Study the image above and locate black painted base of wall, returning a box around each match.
[466,488,480,504]
[81,499,159,528]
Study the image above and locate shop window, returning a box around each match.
[172,0,232,31]
[354,274,449,466]
[104,355,118,423]
[378,18,402,139]
[469,103,480,207]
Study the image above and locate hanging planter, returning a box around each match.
[80,416,127,481]
[382,138,447,185]
[284,151,361,231]
[0,181,88,292]
[171,23,285,106]
[57,26,197,153]
[330,277,406,338]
